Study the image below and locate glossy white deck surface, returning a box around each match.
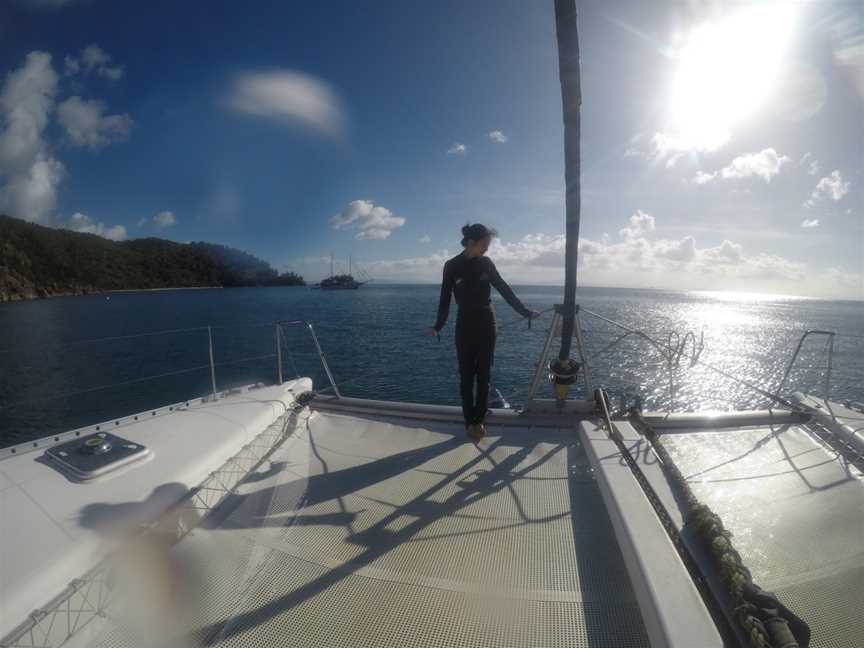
[0,379,308,640]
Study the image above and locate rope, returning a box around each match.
[630,411,808,648]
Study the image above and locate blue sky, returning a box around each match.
[1,0,862,298]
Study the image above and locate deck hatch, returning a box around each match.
[45,432,150,481]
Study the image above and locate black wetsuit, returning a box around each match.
[433,253,530,427]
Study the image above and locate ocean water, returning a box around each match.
[0,285,862,448]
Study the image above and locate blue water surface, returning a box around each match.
[0,285,862,447]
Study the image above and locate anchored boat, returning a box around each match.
[1,2,861,648]
[315,255,371,290]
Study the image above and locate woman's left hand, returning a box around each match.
[528,310,542,319]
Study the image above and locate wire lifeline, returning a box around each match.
[315,310,554,399]
[0,363,212,410]
[580,308,799,409]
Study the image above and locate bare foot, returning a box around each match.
[478,423,487,437]
[467,424,482,440]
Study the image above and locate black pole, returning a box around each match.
[554,0,581,361]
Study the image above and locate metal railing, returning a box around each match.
[0,320,342,454]
[0,309,848,447]
[0,321,339,409]
[277,320,341,397]
[776,330,836,418]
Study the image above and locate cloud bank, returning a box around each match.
[294,211,862,300]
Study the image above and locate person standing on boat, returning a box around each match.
[425,223,539,439]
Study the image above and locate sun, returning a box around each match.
[668,3,798,152]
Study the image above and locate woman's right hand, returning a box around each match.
[424,327,438,337]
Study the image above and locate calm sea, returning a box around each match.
[1,285,862,448]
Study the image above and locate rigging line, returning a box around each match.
[0,325,210,355]
[316,363,397,394]
[0,363,212,410]
[213,353,278,368]
[279,326,301,380]
[0,319,329,357]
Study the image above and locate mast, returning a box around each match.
[349,255,352,276]
[554,0,582,362]
[330,252,334,279]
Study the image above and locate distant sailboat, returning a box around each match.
[316,254,371,290]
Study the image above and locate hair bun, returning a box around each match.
[461,224,472,236]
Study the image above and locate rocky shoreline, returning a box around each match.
[0,275,98,302]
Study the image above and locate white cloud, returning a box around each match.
[153,210,177,229]
[65,45,124,81]
[648,131,723,167]
[799,152,820,176]
[627,131,728,168]
[718,148,790,182]
[0,155,65,224]
[226,70,344,136]
[655,235,697,262]
[419,234,431,243]
[701,239,743,265]
[355,227,392,240]
[619,210,655,238]
[801,218,819,228]
[692,171,716,185]
[0,51,65,223]
[329,199,406,240]
[806,170,850,207]
[650,132,692,167]
[693,149,790,185]
[56,96,132,148]
[488,130,508,143]
[0,52,56,172]
[65,212,127,240]
[136,210,178,229]
[447,143,467,155]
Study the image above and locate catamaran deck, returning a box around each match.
[93,410,651,647]
[5,384,861,647]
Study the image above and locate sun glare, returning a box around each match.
[668,3,798,151]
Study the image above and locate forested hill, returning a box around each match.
[0,215,304,301]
